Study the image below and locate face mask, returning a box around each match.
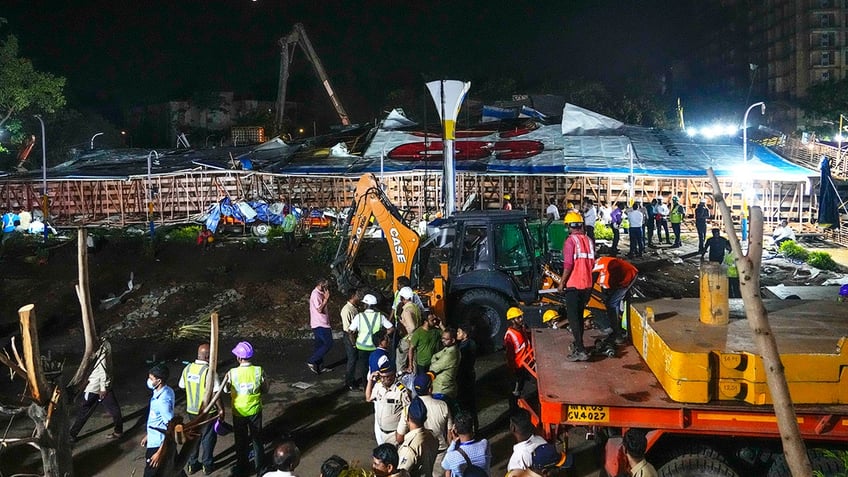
[147,378,157,390]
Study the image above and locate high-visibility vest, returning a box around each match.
[282,213,297,232]
[354,309,383,351]
[182,362,209,415]
[565,233,594,289]
[670,204,684,224]
[228,365,263,417]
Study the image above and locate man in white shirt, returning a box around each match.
[772,219,796,248]
[582,198,597,243]
[545,198,560,222]
[69,339,123,442]
[506,409,547,471]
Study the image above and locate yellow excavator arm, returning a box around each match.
[332,174,419,293]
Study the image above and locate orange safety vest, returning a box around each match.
[565,233,594,289]
[503,327,531,370]
[593,256,638,290]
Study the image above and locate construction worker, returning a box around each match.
[503,306,533,408]
[226,341,268,477]
[669,196,685,248]
[282,206,297,252]
[541,309,567,329]
[503,193,514,211]
[349,294,394,383]
[178,343,224,475]
[557,210,595,362]
[592,257,639,345]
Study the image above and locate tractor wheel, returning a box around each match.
[658,455,739,477]
[767,448,847,477]
[455,289,510,351]
[251,223,271,237]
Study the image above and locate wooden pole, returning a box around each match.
[18,304,49,404]
[707,168,811,476]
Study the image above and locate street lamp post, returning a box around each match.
[835,114,848,167]
[741,101,766,241]
[147,150,159,238]
[90,132,104,150]
[33,115,48,243]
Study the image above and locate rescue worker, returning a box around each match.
[592,257,639,345]
[541,309,567,329]
[503,193,514,211]
[503,307,534,408]
[669,196,684,248]
[282,206,297,252]
[179,343,224,475]
[226,341,269,477]
[724,251,741,298]
[557,210,595,362]
[349,294,394,384]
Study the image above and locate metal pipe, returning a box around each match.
[90,132,104,150]
[741,102,765,241]
[147,150,159,238]
[33,115,48,243]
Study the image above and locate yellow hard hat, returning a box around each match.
[564,210,583,227]
[504,194,512,200]
[542,309,560,324]
[506,306,524,320]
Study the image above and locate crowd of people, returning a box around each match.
[71,195,792,477]
[1,201,56,240]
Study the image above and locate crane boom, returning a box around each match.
[276,23,351,130]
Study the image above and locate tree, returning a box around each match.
[0,33,67,130]
[803,79,848,123]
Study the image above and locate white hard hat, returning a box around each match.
[399,287,414,299]
[362,294,378,305]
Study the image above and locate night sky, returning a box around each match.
[4,0,701,123]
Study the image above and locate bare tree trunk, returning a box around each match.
[69,228,99,395]
[708,169,811,476]
[1,229,101,477]
[19,305,75,477]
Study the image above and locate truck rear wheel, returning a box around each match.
[658,455,739,477]
[767,448,847,477]
[455,289,509,351]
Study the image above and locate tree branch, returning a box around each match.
[707,168,811,476]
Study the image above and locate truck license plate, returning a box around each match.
[567,405,609,423]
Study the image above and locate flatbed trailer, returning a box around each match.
[534,298,848,476]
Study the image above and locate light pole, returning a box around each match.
[741,101,765,241]
[835,114,847,166]
[33,115,48,243]
[147,150,159,238]
[90,132,104,150]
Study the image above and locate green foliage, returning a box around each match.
[803,78,848,123]
[0,34,66,129]
[779,240,809,261]
[593,222,613,240]
[807,251,839,271]
[266,225,285,239]
[310,235,342,265]
[163,225,202,243]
